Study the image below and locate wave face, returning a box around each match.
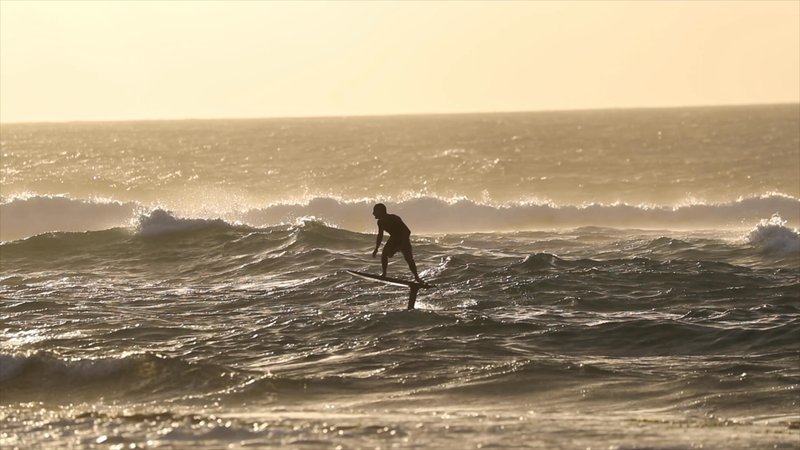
[2,106,799,449]
[0,196,137,241]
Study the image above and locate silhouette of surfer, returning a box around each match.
[372,203,422,283]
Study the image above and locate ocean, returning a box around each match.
[1,104,799,449]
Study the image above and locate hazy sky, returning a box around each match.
[1,1,798,122]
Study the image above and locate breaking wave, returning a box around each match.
[135,208,236,237]
[746,214,800,256]
[2,193,799,241]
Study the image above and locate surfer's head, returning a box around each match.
[372,203,387,219]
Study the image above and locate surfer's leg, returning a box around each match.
[382,239,398,277]
[401,246,420,282]
[380,251,388,277]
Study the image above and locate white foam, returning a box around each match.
[746,214,800,256]
[135,209,230,237]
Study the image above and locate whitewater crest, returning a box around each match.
[746,214,800,255]
[2,194,799,241]
[134,208,234,237]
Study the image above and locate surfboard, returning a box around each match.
[346,270,434,310]
[346,270,433,288]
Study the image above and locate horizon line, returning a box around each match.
[1,101,798,125]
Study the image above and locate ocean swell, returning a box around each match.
[0,195,137,241]
[2,194,799,241]
[239,194,800,233]
[0,352,241,402]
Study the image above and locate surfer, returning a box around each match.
[372,203,422,283]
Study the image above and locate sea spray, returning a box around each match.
[746,214,800,255]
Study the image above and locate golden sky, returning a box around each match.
[1,1,798,122]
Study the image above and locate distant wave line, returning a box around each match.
[1,193,798,241]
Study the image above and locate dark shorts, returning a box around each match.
[384,235,412,258]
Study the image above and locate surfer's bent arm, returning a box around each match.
[373,227,384,257]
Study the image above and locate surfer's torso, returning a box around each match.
[378,214,411,239]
